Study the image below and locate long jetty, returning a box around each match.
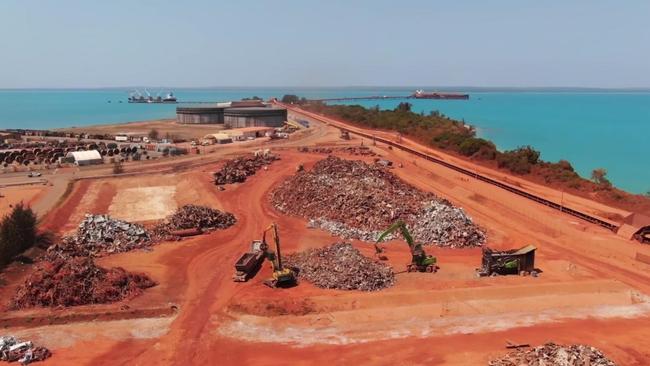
[308,96,410,102]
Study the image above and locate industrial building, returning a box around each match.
[177,102,287,128]
[66,150,103,166]
[222,127,276,141]
[223,107,287,128]
[176,105,225,124]
[202,133,233,144]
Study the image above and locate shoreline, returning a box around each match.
[9,114,648,198]
[4,90,648,194]
[285,102,650,217]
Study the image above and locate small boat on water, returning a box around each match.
[128,90,178,103]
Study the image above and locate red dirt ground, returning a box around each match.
[3,118,650,365]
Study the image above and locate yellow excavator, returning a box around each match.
[261,223,297,288]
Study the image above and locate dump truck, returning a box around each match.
[377,220,439,273]
[233,240,266,282]
[340,129,350,140]
[477,244,537,277]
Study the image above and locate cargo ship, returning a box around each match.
[412,89,469,100]
[128,90,177,103]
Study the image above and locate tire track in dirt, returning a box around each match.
[40,180,90,235]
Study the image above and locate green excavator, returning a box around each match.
[377,220,439,273]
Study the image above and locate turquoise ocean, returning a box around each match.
[0,88,648,194]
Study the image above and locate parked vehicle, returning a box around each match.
[233,240,267,282]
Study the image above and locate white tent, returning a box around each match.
[66,150,103,166]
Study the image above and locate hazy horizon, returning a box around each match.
[2,0,650,89]
[3,86,650,91]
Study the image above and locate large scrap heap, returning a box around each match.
[10,257,156,309]
[45,214,151,260]
[17,205,237,311]
[489,342,617,366]
[284,242,395,291]
[271,156,485,248]
[152,204,236,238]
[213,153,278,185]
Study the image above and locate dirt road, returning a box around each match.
[3,117,650,365]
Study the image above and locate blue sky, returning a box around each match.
[1,0,649,88]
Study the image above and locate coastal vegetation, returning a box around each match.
[281,94,307,104]
[148,128,160,141]
[298,100,650,215]
[0,203,45,266]
[591,168,612,188]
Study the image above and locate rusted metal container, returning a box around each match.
[169,227,203,237]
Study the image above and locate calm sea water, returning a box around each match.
[0,88,648,194]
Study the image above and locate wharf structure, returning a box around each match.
[176,101,287,128]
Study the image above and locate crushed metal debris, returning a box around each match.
[213,154,279,185]
[297,146,378,156]
[45,214,151,260]
[285,242,395,291]
[152,204,236,238]
[489,342,617,366]
[0,336,51,365]
[272,156,485,247]
[10,257,156,309]
[411,201,487,248]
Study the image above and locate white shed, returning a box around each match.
[66,150,103,166]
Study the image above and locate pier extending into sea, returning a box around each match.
[309,92,470,102]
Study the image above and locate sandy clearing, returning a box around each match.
[8,317,173,350]
[0,186,46,217]
[108,185,177,222]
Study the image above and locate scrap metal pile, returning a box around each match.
[297,146,378,156]
[213,154,279,185]
[410,202,487,248]
[271,156,485,247]
[489,343,617,366]
[152,204,236,235]
[10,257,156,309]
[284,242,395,291]
[45,214,151,260]
[1,336,51,365]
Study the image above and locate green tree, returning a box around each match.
[496,146,541,174]
[394,102,412,113]
[281,94,300,104]
[113,161,124,174]
[148,128,159,141]
[591,168,612,187]
[0,203,38,265]
[458,138,495,157]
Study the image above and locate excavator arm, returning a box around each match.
[377,220,438,272]
[376,220,416,251]
[260,223,297,288]
[262,223,283,271]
